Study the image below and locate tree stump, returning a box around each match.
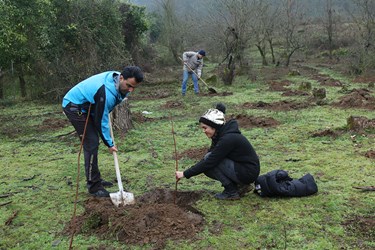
[299,82,312,91]
[112,98,133,133]
[347,116,375,131]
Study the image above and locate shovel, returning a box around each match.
[109,114,135,207]
[179,57,217,94]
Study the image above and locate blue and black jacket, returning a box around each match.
[62,71,127,147]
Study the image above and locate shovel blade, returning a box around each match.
[110,191,135,207]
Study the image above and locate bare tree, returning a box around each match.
[251,0,280,66]
[352,0,375,50]
[0,68,4,99]
[347,0,375,73]
[324,0,335,59]
[204,0,255,84]
[157,0,185,63]
[279,0,307,66]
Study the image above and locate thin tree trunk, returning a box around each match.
[112,98,133,133]
[268,39,276,64]
[0,69,4,99]
[256,45,268,66]
[18,66,26,97]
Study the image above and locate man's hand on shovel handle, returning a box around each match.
[109,146,118,153]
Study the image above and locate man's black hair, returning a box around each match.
[121,66,144,83]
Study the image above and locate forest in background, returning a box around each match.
[1,0,375,101]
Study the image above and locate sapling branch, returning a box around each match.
[170,115,179,204]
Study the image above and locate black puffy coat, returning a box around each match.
[255,170,318,197]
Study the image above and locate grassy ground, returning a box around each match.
[0,62,374,249]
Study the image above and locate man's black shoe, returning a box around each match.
[101,180,113,187]
[214,190,240,200]
[89,189,110,197]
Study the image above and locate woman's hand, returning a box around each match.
[175,171,184,180]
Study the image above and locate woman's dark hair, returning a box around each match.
[121,66,144,83]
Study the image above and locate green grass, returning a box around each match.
[0,64,374,249]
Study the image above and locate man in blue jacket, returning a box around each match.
[62,66,144,197]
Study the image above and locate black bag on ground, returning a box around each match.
[255,170,318,197]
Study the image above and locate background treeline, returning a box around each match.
[1,0,374,101]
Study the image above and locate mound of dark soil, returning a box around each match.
[343,215,375,242]
[333,89,375,109]
[282,90,309,96]
[242,100,311,111]
[312,75,343,87]
[130,90,172,100]
[231,114,280,128]
[65,189,204,248]
[162,101,184,109]
[38,118,70,131]
[353,75,375,84]
[177,147,208,160]
[132,112,159,123]
[347,116,375,131]
[311,129,344,138]
[200,91,233,96]
[365,150,375,159]
[268,80,291,91]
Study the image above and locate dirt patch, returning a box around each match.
[132,112,158,123]
[333,89,375,110]
[365,150,375,159]
[162,100,184,109]
[200,91,233,97]
[353,75,375,84]
[242,100,311,111]
[342,215,375,242]
[268,80,291,91]
[230,114,280,128]
[37,118,70,131]
[282,90,309,96]
[130,90,173,100]
[312,74,343,87]
[177,147,208,160]
[311,129,344,138]
[347,116,375,131]
[65,189,204,248]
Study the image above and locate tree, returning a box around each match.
[348,0,375,73]
[0,0,53,98]
[251,0,280,66]
[279,0,307,66]
[156,0,185,63]
[119,3,149,64]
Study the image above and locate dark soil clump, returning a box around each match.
[365,150,375,159]
[177,147,208,160]
[342,215,375,242]
[130,90,172,100]
[132,112,157,123]
[268,80,291,91]
[282,90,309,96]
[311,129,344,138]
[200,91,233,96]
[333,89,375,110]
[242,100,311,111]
[65,189,204,248]
[162,100,184,109]
[38,118,70,131]
[231,114,280,128]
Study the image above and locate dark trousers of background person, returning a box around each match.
[63,103,103,193]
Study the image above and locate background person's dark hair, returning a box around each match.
[121,66,144,83]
